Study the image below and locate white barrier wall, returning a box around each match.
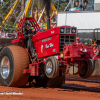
[57,11,100,30]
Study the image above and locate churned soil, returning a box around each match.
[0,75,100,100]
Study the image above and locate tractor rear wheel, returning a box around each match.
[0,45,29,87]
[79,59,93,78]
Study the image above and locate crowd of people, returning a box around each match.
[0,31,17,39]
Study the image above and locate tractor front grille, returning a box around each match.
[60,35,75,52]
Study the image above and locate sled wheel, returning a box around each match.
[35,75,65,88]
[0,45,29,87]
[44,57,59,78]
[79,59,93,78]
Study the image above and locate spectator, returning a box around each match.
[76,37,80,44]
[0,0,4,6]
[93,43,99,58]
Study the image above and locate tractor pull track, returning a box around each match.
[66,77,100,83]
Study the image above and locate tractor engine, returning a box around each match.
[32,26,76,58]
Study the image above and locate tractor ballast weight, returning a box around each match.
[0,17,94,87]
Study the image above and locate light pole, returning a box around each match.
[22,0,25,17]
[71,0,74,8]
[57,0,59,11]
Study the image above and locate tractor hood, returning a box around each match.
[32,27,59,42]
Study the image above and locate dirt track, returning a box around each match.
[0,75,100,100]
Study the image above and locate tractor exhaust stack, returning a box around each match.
[42,0,51,30]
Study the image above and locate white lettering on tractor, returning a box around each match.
[41,45,43,53]
[45,43,54,49]
[51,31,55,34]
[53,49,56,52]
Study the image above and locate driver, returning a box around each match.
[23,23,36,57]
[23,23,35,38]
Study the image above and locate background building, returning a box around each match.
[94,0,100,10]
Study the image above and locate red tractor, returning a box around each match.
[0,17,94,87]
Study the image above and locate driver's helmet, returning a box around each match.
[24,23,31,30]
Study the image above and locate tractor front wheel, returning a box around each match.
[44,57,59,78]
[35,57,65,87]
